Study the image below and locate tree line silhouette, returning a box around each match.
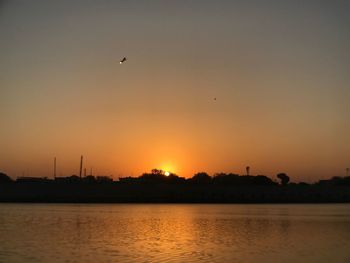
[1,168,350,186]
[0,170,349,203]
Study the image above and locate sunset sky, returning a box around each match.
[1,0,349,182]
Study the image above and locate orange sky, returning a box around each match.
[1,1,349,182]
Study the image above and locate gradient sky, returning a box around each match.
[1,0,349,182]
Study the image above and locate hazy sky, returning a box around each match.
[1,0,349,182]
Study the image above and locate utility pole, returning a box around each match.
[246,166,250,176]
[54,157,57,179]
[346,168,349,177]
[79,155,83,179]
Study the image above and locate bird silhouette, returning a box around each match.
[120,57,127,64]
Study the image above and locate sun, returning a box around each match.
[164,171,170,176]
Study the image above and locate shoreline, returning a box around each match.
[1,183,349,203]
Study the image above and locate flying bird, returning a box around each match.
[119,57,127,64]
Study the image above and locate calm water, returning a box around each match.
[0,204,349,263]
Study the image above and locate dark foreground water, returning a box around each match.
[0,204,349,263]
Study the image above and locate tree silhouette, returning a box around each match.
[277,173,290,185]
[0,172,12,183]
[190,172,212,184]
[151,169,163,175]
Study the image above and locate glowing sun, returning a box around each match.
[164,171,170,176]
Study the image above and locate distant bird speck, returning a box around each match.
[120,57,127,64]
[214,98,217,101]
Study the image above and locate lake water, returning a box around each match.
[0,204,349,262]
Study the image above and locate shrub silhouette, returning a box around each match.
[190,172,212,184]
[0,172,12,183]
[211,173,275,186]
[277,173,290,185]
[139,169,185,184]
